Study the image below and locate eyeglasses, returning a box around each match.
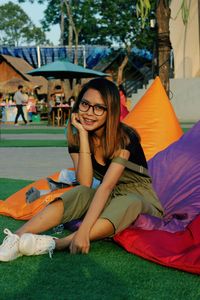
[79,99,107,116]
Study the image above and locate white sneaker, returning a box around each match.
[19,233,56,258]
[0,229,22,262]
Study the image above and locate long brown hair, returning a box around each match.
[67,78,139,159]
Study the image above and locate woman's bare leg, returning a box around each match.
[15,200,64,237]
[55,218,114,250]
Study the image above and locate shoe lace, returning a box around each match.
[36,237,55,259]
[48,242,55,259]
[2,229,17,247]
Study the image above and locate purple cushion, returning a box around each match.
[133,121,200,232]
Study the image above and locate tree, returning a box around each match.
[136,0,172,94]
[0,1,49,46]
[38,0,66,45]
[18,0,102,46]
[136,0,190,95]
[156,0,171,95]
[64,0,79,63]
[97,0,155,84]
[17,0,155,84]
[42,0,155,83]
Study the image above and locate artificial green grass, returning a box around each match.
[0,140,67,147]
[0,178,200,300]
[1,128,65,134]
[182,127,190,133]
[0,178,33,198]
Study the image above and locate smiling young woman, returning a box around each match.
[0,78,163,261]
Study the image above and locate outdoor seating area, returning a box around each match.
[0,102,71,127]
[0,53,109,127]
[0,76,199,300]
[51,105,70,127]
[0,1,200,298]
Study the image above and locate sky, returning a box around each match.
[1,0,60,45]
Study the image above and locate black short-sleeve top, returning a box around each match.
[68,127,148,178]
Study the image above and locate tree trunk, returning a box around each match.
[59,0,65,46]
[64,0,74,61]
[68,24,73,61]
[74,30,80,65]
[117,47,130,86]
[156,0,171,95]
[68,13,79,65]
[64,0,80,65]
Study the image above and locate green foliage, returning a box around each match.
[72,0,105,45]
[96,0,155,50]
[17,0,155,50]
[18,0,44,3]
[173,0,190,25]
[137,0,190,26]
[18,0,103,45]
[0,1,49,46]
[136,0,151,28]
[41,0,104,45]
[181,1,190,25]
[41,0,62,31]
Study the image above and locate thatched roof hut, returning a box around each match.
[0,54,47,94]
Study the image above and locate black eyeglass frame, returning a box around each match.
[79,99,107,116]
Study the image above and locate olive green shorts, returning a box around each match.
[60,177,163,234]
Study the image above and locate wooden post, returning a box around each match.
[47,79,54,125]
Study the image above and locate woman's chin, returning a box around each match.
[82,124,96,131]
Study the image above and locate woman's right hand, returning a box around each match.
[70,112,93,186]
[71,113,87,133]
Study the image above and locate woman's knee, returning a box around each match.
[48,197,64,211]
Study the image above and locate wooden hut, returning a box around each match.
[0,54,47,94]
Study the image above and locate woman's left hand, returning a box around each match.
[69,230,90,254]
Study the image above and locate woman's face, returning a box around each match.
[78,88,107,133]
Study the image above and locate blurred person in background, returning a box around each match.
[27,94,37,122]
[118,84,129,121]
[13,85,27,126]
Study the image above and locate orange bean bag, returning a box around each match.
[0,173,73,220]
[123,76,183,160]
